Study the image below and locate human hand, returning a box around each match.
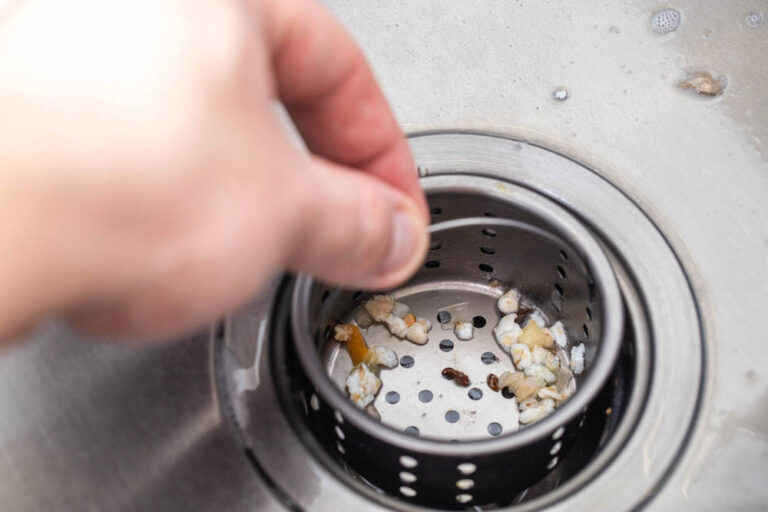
[0,0,428,340]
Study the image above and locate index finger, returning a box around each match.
[260,0,427,215]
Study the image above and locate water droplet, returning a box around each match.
[651,8,681,33]
[552,87,569,101]
[746,12,763,27]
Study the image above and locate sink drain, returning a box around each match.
[216,132,703,511]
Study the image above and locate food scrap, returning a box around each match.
[362,294,432,344]
[491,288,579,425]
[335,324,398,409]
[678,71,727,97]
[497,288,520,314]
[454,320,474,341]
[442,367,470,387]
[486,373,500,392]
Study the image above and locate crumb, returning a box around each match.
[454,320,474,340]
[497,289,520,314]
[570,343,585,374]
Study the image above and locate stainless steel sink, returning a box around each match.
[1,2,766,510]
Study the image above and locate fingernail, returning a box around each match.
[380,209,422,276]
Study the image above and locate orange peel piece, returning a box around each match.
[334,324,369,366]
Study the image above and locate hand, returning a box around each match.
[0,0,428,340]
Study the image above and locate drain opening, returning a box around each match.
[223,132,700,512]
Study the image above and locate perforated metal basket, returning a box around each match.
[288,175,623,509]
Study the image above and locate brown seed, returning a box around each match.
[487,373,500,392]
[442,367,470,387]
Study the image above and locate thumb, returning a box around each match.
[286,157,429,290]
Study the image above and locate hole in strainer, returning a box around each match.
[472,315,486,328]
[419,390,434,403]
[480,246,496,255]
[457,463,476,475]
[404,426,420,436]
[439,339,454,352]
[481,352,498,364]
[385,391,400,404]
[482,228,497,237]
[479,263,494,273]
[487,423,502,436]
[400,355,414,368]
[431,207,442,215]
[468,388,483,400]
[425,260,440,269]
[445,410,460,423]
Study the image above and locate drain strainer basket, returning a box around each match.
[289,175,623,509]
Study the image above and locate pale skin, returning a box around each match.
[0,0,429,341]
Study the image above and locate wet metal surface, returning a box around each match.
[0,2,765,511]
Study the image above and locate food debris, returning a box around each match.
[487,373,500,391]
[363,345,398,370]
[442,367,470,387]
[491,288,580,426]
[336,323,397,409]
[364,294,395,322]
[334,324,369,366]
[510,343,533,370]
[524,363,556,384]
[493,314,523,351]
[454,320,474,341]
[519,398,555,425]
[345,363,381,408]
[362,294,432,345]
[605,407,613,416]
[499,371,546,401]
[497,288,520,314]
[570,343,585,374]
[678,71,727,97]
[549,321,567,348]
[518,322,555,350]
[524,310,547,329]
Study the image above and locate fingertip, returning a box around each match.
[366,198,429,289]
